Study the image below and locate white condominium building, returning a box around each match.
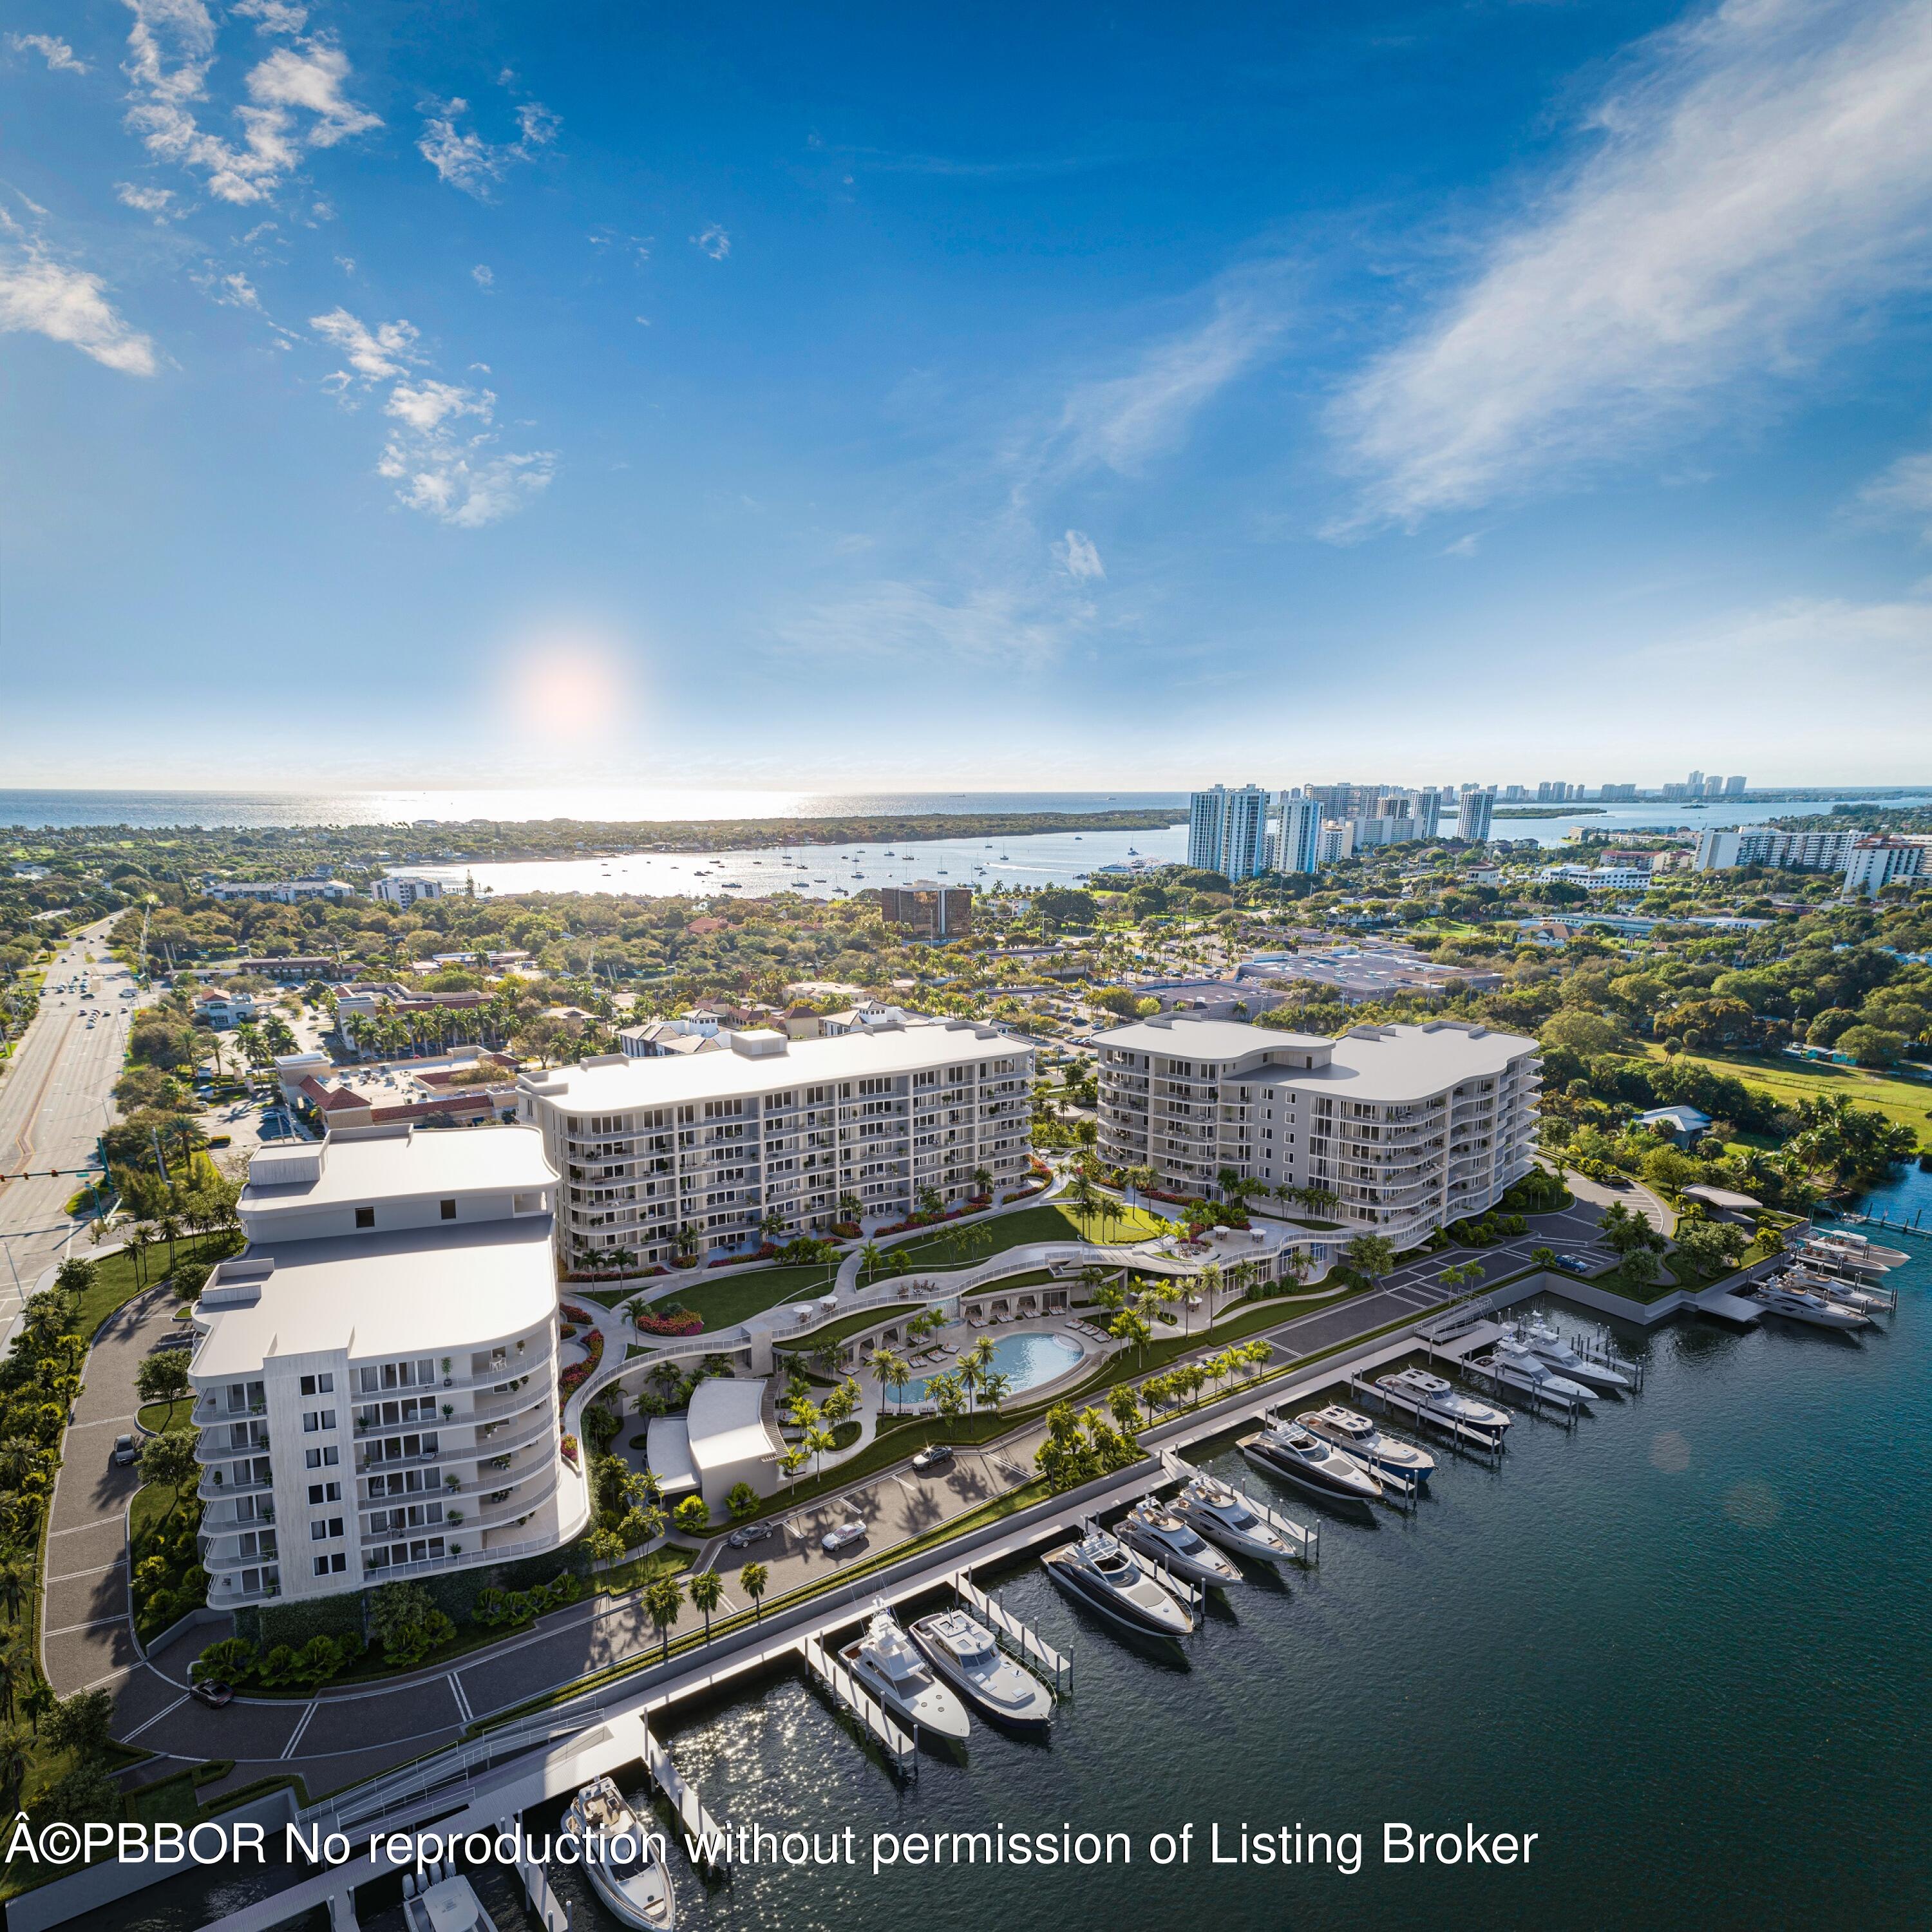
[517,1022,1034,1265]
[1094,1014,1540,1244]
[189,1124,575,1607]
[1693,826,1856,873]
[1188,784,1272,879]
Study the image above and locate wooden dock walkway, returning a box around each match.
[644,1726,730,1871]
[799,1633,918,1777]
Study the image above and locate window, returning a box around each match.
[310,1517,344,1541]
[312,1552,346,1577]
[307,1481,342,1505]
[301,1409,336,1434]
[354,1206,375,1229]
[299,1374,334,1397]
[440,1198,457,1220]
[304,1445,340,1470]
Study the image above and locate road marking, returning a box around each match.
[69,1414,139,1430]
[281,1700,320,1760]
[121,1692,191,1743]
[49,1554,125,1583]
[46,1615,126,1636]
[447,1673,473,1723]
[48,1516,128,1539]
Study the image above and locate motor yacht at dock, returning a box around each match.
[1750,1279,1871,1329]
[401,1865,502,1932]
[909,1608,1054,1730]
[1516,1315,1632,1391]
[1483,1335,1599,1405]
[1781,1267,1890,1313]
[1296,1404,1436,1485]
[1378,1365,1512,1435]
[1118,1496,1244,1588]
[1240,1418,1383,1510]
[1043,1521,1196,1636]
[840,1600,972,1741]
[561,1776,676,1929]
[1800,1231,1908,1271]
[1171,1471,1298,1564]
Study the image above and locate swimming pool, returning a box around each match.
[899,1330,1084,1404]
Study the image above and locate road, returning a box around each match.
[0,917,133,1330]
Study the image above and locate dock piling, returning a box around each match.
[799,1634,918,1779]
[954,1570,1072,1694]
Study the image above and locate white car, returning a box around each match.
[820,1519,867,1555]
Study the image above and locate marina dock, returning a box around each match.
[799,1633,918,1778]
[952,1570,1073,1693]
[1347,1372,1507,1461]
[644,1726,731,1873]
[1158,1446,1320,1560]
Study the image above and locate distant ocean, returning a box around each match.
[0,789,1191,830]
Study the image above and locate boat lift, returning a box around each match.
[798,1633,918,1780]
[952,1569,1074,1695]
[1347,1374,1506,1463]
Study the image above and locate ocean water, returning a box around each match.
[82,1246,1932,1932]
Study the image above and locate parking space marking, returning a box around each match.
[48,1517,124,1537]
[122,1693,191,1743]
[281,1700,319,1760]
[46,1615,125,1636]
[50,1554,126,1584]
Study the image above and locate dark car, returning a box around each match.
[112,1434,137,1466]
[189,1680,234,1709]
[1555,1254,1594,1274]
[911,1443,955,1473]
[725,1520,772,1548]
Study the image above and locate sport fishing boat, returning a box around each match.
[401,1866,502,1932]
[1482,1335,1598,1405]
[1515,1315,1633,1391]
[560,1777,676,1929]
[1377,1365,1512,1435]
[1750,1279,1870,1330]
[1117,1496,1244,1588]
[1296,1404,1436,1486]
[1171,1471,1298,1564]
[840,1600,971,1740]
[1043,1522,1195,1636]
[908,1608,1053,1730]
[1240,1418,1383,1510]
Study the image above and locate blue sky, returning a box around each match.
[5,0,1932,792]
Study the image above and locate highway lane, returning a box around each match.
[0,917,133,1326]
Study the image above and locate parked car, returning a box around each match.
[1555,1254,1593,1274]
[726,1520,772,1548]
[112,1435,137,1466]
[910,1443,954,1473]
[189,1680,234,1709]
[820,1519,867,1555]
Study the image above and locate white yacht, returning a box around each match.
[401,1865,502,1932]
[1118,1497,1244,1588]
[1378,1366,1512,1435]
[1240,1419,1383,1510]
[1172,1472,1298,1564]
[1296,1405,1437,1486]
[1516,1315,1633,1390]
[1484,1335,1598,1405]
[1752,1280,1870,1330]
[1043,1522,1195,1636]
[908,1608,1053,1730]
[840,1600,971,1740]
[562,1777,675,1928]
[1782,1267,1889,1313]
[1804,1231,1908,1269]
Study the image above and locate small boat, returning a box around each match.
[1515,1315,1632,1390]
[1171,1471,1298,1564]
[1483,1336,1598,1405]
[1752,1280,1870,1329]
[1378,1366,1511,1435]
[1043,1521,1195,1636]
[840,1600,971,1739]
[1118,1496,1244,1588]
[1240,1419,1382,1509]
[909,1608,1052,1730]
[562,1776,676,1927]
[1297,1405,1436,1485]
[401,1864,502,1932]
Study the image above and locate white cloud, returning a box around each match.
[1440,531,1483,558]
[692,224,730,260]
[116,181,176,216]
[308,305,421,381]
[384,378,491,434]
[417,95,559,198]
[1055,529,1106,580]
[231,0,307,32]
[206,269,263,310]
[1640,595,1932,688]
[379,439,557,527]
[471,263,493,289]
[11,33,89,73]
[0,242,157,375]
[773,580,1082,667]
[1332,0,1932,529]
[119,3,379,205]
[1859,447,1932,541]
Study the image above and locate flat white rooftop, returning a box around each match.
[242,1123,554,1211]
[191,1215,556,1378]
[687,1375,781,1478]
[522,1023,1021,1113]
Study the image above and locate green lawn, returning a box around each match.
[71,1229,243,1338]
[138,1397,192,1433]
[1641,1044,1932,1148]
[676,1263,842,1331]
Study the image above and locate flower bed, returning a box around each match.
[634,1307,703,1337]
[560,1434,580,1466]
[558,1329,605,1396]
[560,1302,596,1325]
[565,1264,667,1282]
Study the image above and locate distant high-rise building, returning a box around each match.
[1457,784,1496,844]
[1271,791,1321,875]
[1415,788,1444,838]
[1503,784,1528,802]
[1724,774,1747,795]
[1187,784,1271,879]
[1598,783,1638,800]
[1687,770,1703,793]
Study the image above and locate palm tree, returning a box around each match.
[971,1165,992,1200]
[871,1345,910,1416]
[644,1573,685,1661]
[688,1567,724,1642]
[958,1335,994,1413]
[741,1561,770,1621]
[158,1213,180,1272]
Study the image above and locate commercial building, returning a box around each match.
[878,881,972,940]
[1456,785,1496,844]
[1094,1014,1540,1244]
[1188,784,1272,879]
[1841,836,1931,898]
[646,1376,785,1513]
[188,1124,576,1607]
[1237,945,1503,1004]
[204,877,359,904]
[516,1021,1034,1265]
[371,873,447,908]
[1539,864,1656,892]
[191,988,272,1028]
[1692,826,1856,873]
